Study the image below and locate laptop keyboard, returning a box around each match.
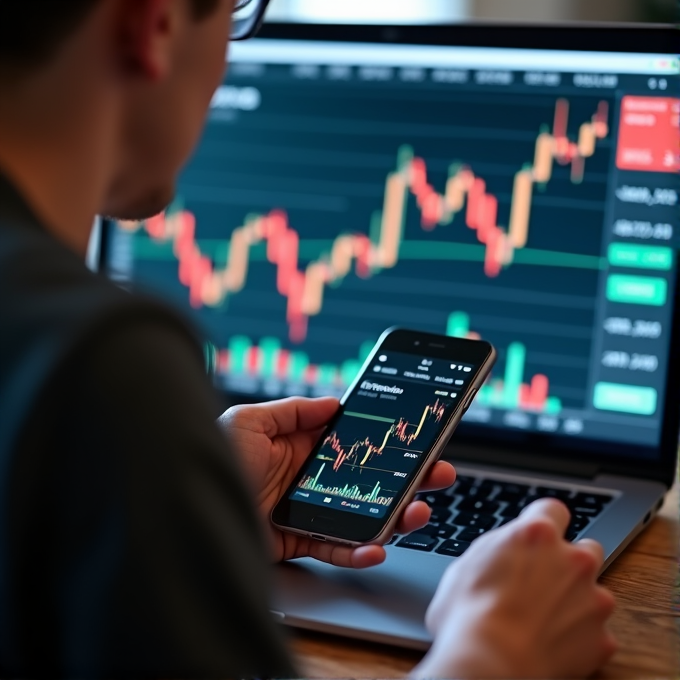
[391,474,614,557]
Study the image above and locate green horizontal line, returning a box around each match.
[513,247,605,270]
[345,411,395,423]
[130,234,606,271]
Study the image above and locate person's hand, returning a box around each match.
[218,396,455,568]
[414,499,617,679]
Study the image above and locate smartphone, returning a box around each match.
[271,328,496,546]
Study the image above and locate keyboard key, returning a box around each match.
[420,523,456,539]
[495,490,526,504]
[425,519,449,529]
[457,498,500,515]
[571,492,612,508]
[499,503,521,519]
[436,539,471,557]
[565,529,579,542]
[496,482,530,497]
[535,486,574,500]
[570,505,602,517]
[568,514,590,533]
[453,512,497,529]
[477,480,498,495]
[457,526,492,542]
[429,507,453,523]
[418,492,453,507]
[465,485,490,499]
[396,533,438,552]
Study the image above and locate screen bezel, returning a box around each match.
[98,22,680,488]
[271,329,495,542]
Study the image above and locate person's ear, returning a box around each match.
[115,0,182,81]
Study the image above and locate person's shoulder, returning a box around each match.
[0,215,203,431]
[0,214,196,343]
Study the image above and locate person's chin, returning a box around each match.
[102,185,176,222]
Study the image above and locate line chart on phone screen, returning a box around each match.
[104,47,680,445]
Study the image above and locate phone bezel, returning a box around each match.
[271,328,496,544]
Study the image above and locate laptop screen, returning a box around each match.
[101,27,680,457]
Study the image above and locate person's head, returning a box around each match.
[0,0,238,227]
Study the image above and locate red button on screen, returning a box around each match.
[616,96,679,173]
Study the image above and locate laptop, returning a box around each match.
[95,21,680,650]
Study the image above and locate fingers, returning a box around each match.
[418,461,456,492]
[574,538,605,571]
[305,501,434,565]
[242,397,339,437]
[519,497,571,535]
[396,500,432,534]
[305,540,387,569]
[350,545,388,569]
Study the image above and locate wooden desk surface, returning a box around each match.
[291,482,679,678]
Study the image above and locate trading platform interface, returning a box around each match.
[104,39,680,450]
[292,351,471,518]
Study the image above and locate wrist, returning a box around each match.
[413,620,525,679]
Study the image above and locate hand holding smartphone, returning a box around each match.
[272,328,496,547]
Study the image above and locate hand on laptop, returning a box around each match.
[414,498,617,679]
[220,396,456,568]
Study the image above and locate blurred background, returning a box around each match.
[265,0,676,24]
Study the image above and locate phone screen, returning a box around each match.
[288,349,478,518]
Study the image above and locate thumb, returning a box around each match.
[251,396,339,437]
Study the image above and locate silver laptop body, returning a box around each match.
[273,461,667,649]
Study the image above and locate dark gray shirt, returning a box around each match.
[0,171,294,678]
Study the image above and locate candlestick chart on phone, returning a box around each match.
[298,398,450,506]
[107,79,613,416]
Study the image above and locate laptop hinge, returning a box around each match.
[449,443,601,480]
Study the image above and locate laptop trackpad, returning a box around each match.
[273,553,453,649]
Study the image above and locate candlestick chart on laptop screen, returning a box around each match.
[103,36,680,450]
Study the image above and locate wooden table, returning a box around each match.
[292,482,679,678]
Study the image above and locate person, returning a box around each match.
[0,0,617,677]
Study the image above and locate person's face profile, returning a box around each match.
[103,0,235,222]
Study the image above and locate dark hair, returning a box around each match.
[0,0,221,68]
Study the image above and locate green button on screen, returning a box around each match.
[608,244,673,271]
[606,275,667,306]
[594,383,657,416]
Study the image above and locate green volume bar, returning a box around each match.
[317,364,338,386]
[359,340,376,362]
[341,360,362,386]
[545,396,563,415]
[447,311,470,338]
[258,337,280,379]
[228,336,251,374]
[311,463,325,489]
[289,352,309,383]
[503,343,526,409]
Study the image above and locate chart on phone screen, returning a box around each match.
[103,41,680,448]
[290,352,468,518]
